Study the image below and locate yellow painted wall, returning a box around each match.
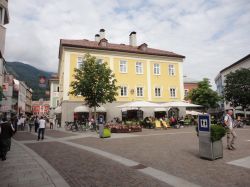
[62,50,182,103]
[151,61,180,102]
[114,58,148,102]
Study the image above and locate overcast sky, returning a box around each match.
[5,0,250,86]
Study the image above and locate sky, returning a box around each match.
[5,0,250,87]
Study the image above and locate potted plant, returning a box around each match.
[199,124,226,160]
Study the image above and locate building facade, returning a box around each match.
[25,87,33,115]
[0,0,9,87]
[32,100,50,116]
[58,29,185,124]
[215,54,250,117]
[49,75,59,109]
[183,76,199,99]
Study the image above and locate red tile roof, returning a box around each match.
[59,39,185,59]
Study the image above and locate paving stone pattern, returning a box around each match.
[0,142,55,187]
[45,130,77,138]
[12,132,38,141]
[26,141,169,187]
[70,127,250,187]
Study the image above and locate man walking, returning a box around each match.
[224,109,237,150]
[37,116,46,141]
[34,116,39,133]
[0,117,15,161]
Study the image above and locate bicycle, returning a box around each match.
[64,121,74,131]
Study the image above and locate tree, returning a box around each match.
[188,78,221,111]
[69,53,119,122]
[224,68,250,110]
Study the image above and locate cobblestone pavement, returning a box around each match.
[44,130,77,138]
[0,140,69,187]
[26,141,169,187]
[4,126,250,187]
[70,127,250,187]
[12,131,38,141]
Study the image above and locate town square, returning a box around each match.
[0,0,250,187]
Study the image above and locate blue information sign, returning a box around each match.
[198,115,210,132]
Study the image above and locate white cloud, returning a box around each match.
[5,0,250,87]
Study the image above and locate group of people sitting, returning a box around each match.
[143,116,194,129]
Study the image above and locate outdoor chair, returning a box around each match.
[154,120,162,129]
[162,121,170,129]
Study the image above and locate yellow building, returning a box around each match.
[58,29,185,123]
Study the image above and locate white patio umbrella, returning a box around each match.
[186,110,205,115]
[117,101,161,108]
[161,101,202,108]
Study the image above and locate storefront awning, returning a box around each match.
[54,106,62,114]
[154,108,168,112]
[74,106,89,113]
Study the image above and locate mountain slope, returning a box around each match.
[5,61,55,100]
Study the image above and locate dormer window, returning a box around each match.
[138,43,148,51]
[98,38,108,47]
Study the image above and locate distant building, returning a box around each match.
[215,54,250,117]
[48,75,59,109]
[0,0,9,86]
[183,76,199,100]
[32,100,50,116]
[25,87,33,115]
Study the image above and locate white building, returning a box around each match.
[0,0,9,87]
[215,54,250,117]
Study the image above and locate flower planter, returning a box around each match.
[199,138,223,160]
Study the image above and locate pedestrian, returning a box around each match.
[37,116,46,141]
[224,109,237,150]
[28,116,34,132]
[34,116,39,133]
[20,115,25,131]
[49,118,53,129]
[0,117,15,161]
[98,116,104,138]
[17,116,22,131]
[12,116,18,132]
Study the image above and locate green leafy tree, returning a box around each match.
[224,68,250,110]
[69,54,119,122]
[188,78,221,111]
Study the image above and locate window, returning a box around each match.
[169,64,175,76]
[184,89,189,97]
[136,87,143,97]
[136,62,143,74]
[97,59,103,64]
[120,86,128,96]
[120,60,127,73]
[154,64,160,75]
[155,87,161,97]
[0,7,3,25]
[170,88,176,98]
[57,86,60,92]
[77,57,84,69]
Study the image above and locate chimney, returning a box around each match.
[129,31,137,46]
[95,34,100,42]
[99,29,105,40]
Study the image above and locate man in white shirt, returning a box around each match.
[224,109,237,150]
[38,116,46,141]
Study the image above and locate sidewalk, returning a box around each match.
[0,139,70,187]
